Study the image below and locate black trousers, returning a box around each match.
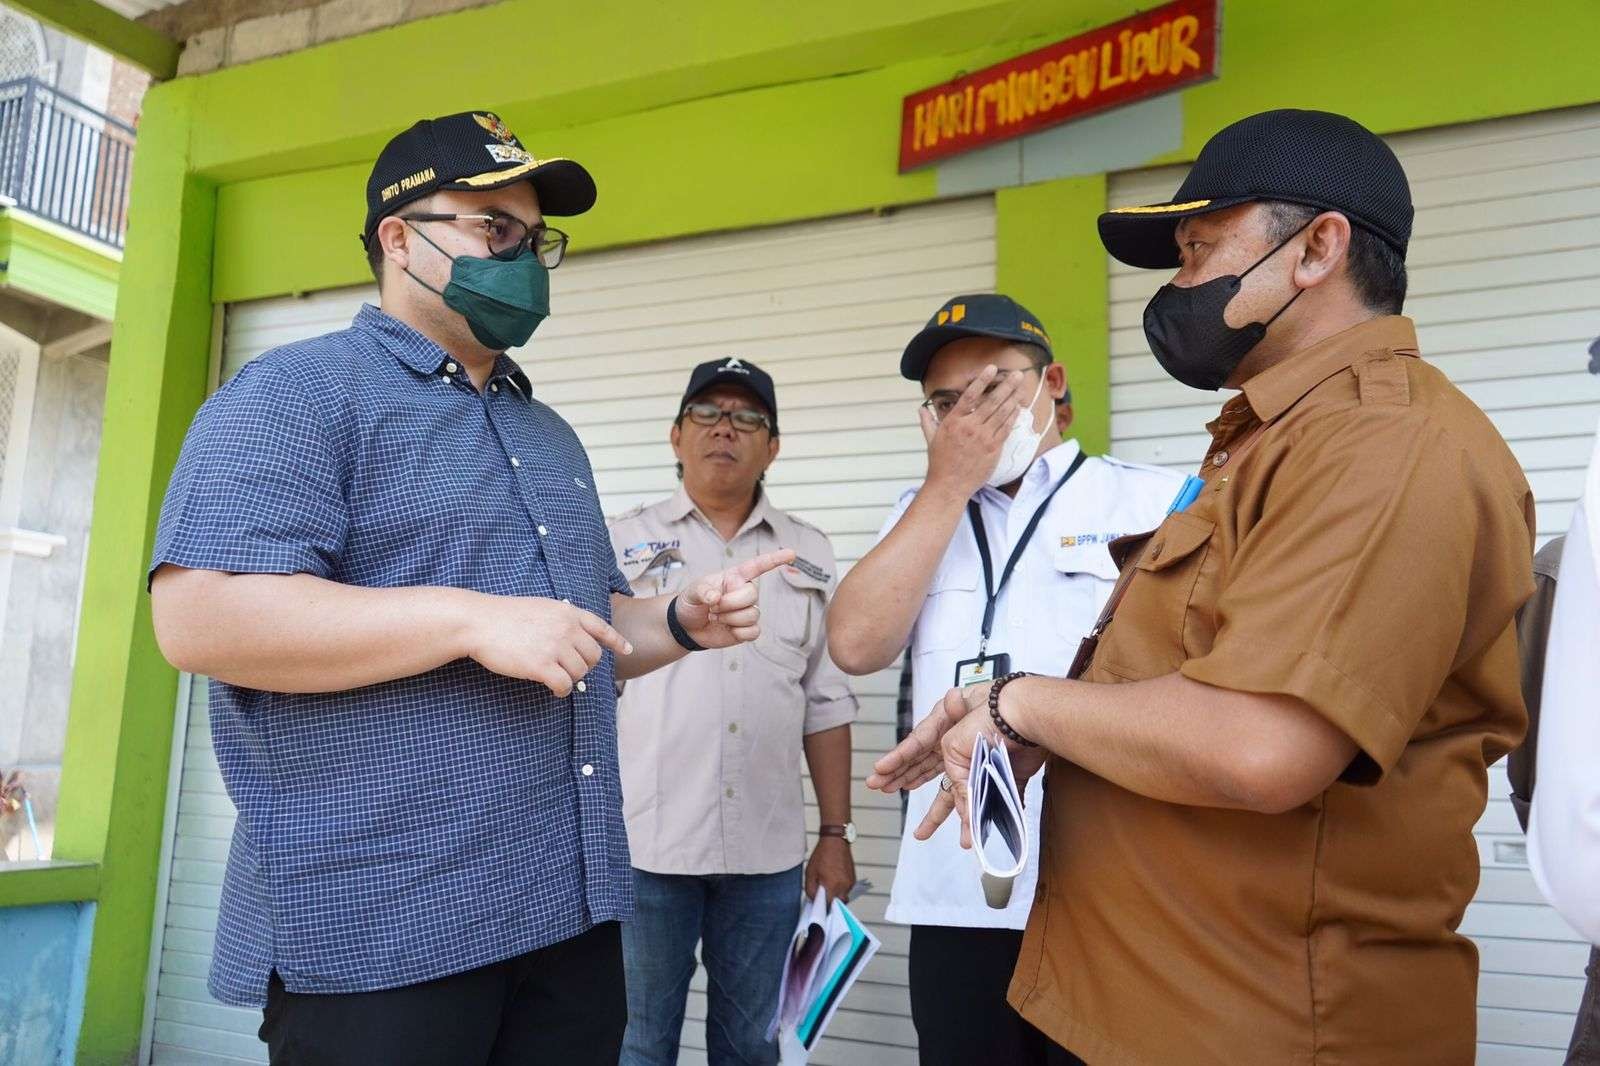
[260,921,626,1066]
[909,925,1086,1066]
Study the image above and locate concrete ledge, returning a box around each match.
[0,861,100,907]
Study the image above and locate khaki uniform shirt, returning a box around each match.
[609,488,857,876]
[1009,317,1536,1065]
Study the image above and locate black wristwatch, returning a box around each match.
[666,596,706,652]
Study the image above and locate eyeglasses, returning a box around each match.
[681,402,772,434]
[400,212,569,268]
[920,366,1041,423]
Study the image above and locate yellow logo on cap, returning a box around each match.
[379,166,436,202]
[936,303,967,326]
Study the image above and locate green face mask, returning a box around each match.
[405,224,550,351]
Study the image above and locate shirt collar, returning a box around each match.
[662,486,697,523]
[1036,438,1083,483]
[353,304,534,401]
[1240,315,1420,423]
[667,485,775,537]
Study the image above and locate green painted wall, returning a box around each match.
[55,79,217,1066]
[204,0,1600,303]
[55,0,1600,1061]
[996,175,1110,454]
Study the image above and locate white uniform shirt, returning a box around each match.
[1528,423,1600,946]
[880,440,1183,929]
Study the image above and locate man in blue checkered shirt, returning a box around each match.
[148,112,792,1066]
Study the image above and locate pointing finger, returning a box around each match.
[577,610,633,656]
[729,548,797,587]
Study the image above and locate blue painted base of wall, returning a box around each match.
[0,901,95,1066]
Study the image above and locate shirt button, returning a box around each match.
[725,787,735,799]
[510,456,521,468]
[561,598,571,604]
[446,362,458,373]
[440,374,452,384]
[576,680,587,693]
[728,722,739,734]
[1212,451,1229,467]
[490,382,500,393]
[538,525,549,536]
[724,547,734,558]
[582,764,594,777]
[729,660,740,672]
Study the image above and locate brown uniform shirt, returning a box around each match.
[1009,316,1536,1065]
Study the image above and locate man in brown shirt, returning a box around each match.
[870,109,1536,1064]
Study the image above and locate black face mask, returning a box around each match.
[1142,225,1309,391]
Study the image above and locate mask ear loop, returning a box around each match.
[400,220,455,298]
[1023,366,1048,432]
[1241,218,1314,327]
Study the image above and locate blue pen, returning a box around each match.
[1166,475,1205,515]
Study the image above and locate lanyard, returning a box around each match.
[966,450,1088,656]
[1066,423,1268,680]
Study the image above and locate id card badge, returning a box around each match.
[955,652,1011,688]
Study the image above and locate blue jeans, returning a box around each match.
[621,864,803,1066]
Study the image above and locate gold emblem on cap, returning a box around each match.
[454,156,573,188]
[473,112,518,146]
[1107,198,1214,215]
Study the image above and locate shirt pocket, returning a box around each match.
[1049,542,1121,645]
[911,563,982,660]
[752,565,827,677]
[1099,512,1217,680]
[627,548,688,598]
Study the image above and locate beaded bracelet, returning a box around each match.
[988,671,1038,747]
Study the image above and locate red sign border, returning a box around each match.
[898,0,1221,173]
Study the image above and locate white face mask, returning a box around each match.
[986,371,1048,488]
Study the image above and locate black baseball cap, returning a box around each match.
[1098,109,1413,269]
[362,111,596,245]
[900,294,1053,381]
[680,357,778,431]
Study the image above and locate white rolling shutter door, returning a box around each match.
[1107,105,1600,1065]
[146,197,996,1065]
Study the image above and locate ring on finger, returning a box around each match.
[938,774,954,793]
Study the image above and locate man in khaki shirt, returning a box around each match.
[871,110,1535,1064]
[610,357,858,1066]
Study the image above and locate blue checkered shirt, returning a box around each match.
[151,305,634,1007]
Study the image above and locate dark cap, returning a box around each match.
[362,111,596,245]
[1098,109,1413,269]
[900,294,1052,381]
[680,357,778,431]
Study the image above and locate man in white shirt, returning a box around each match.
[1528,412,1600,943]
[828,294,1181,1066]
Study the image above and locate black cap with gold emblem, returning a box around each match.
[361,111,596,245]
[1097,109,1413,270]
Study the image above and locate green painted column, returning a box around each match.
[54,79,216,1065]
[995,174,1110,455]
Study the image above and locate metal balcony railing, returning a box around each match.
[0,78,136,250]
